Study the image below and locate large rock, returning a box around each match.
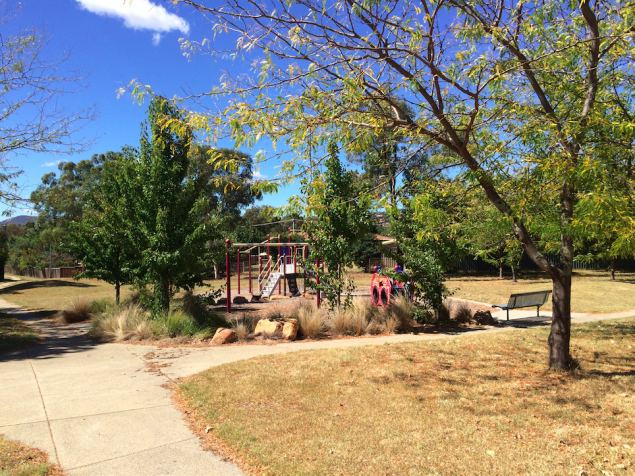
[474,310,497,326]
[282,319,299,341]
[211,328,237,345]
[216,298,227,305]
[250,295,261,302]
[254,319,283,337]
[270,295,290,301]
[233,296,249,304]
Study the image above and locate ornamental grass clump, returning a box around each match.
[57,298,93,324]
[89,304,150,342]
[292,300,327,339]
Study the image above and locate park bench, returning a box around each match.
[493,290,552,321]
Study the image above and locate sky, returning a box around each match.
[5,0,299,216]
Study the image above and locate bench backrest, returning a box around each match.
[507,290,552,309]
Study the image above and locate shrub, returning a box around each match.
[154,311,198,338]
[384,295,414,332]
[330,298,372,336]
[89,305,149,342]
[452,300,473,324]
[57,298,93,324]
[230,314,256,341]
[293,300,327,339]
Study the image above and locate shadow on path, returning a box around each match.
[0,300,98,363]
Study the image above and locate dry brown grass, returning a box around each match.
[0,434,65,475]
[330,300,371,336]
[89,305,150,342]
[447,270,635,313]
[230,314,257,341]
[452,300,473,324]
[56,298,92,324]
[0,277,134,318]
[292,300,328,338]
[178,317,635,476]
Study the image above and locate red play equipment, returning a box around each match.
[370,265,413,308]
[224,234,322,313]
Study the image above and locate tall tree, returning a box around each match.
[302,142,373,308]
[0,1,96,207]
[126,97,218,312]
[152,0,635,370]
[66,157,136,303]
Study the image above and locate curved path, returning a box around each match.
[1,297,634,475]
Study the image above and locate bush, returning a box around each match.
[293,300,327,339]
[384,295,414,332]
[230,314,257,341]
[89,305,149,342]
[154,310,199,338]
[330,298,373,336]
[57,298,93,324]
[452,300,473,324]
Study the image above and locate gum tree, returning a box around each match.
[134,0,635,369]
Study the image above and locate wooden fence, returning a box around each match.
[5,266,85,279]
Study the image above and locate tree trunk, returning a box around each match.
[162,278,170,312]
[336,262,342,307]
[549,275,573,370]
[0,263,4,281]
[512,268,518,283]
[213,264,218,280]
[499,265,503,279]
[115,281,120,305]
[610,259,616,281]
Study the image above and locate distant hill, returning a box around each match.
[0,215,37,226]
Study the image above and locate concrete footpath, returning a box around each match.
[1,299,634,475]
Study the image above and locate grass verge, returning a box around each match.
[446,270,635,313]
[177,317,635,476]
[0,312,40,355]
[0,435,64,475]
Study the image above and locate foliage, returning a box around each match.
[65,155,136,303]
[0,1,95,209]
[349,233,381,270]
[302,143,373,308]
[124,97,220,313]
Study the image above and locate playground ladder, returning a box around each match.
[260,272,282,298]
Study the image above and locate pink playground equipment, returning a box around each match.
[370,265,414,308]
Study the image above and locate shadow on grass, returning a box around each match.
[0,314,41,355]
[0,279,96,296]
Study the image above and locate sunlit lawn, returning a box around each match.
[178,317,635,476]
[446,270,635,313]
[0,276,134,318]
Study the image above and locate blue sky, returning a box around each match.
[6,0,299,216]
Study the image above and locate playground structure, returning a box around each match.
[370,265,413,308]
[224,235,323,313]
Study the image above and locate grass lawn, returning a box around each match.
[178,317,635,476]
[0,277,134,318]
[0,435,64,475]
[446,270,635,313]
[0,312,40,355]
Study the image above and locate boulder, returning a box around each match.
[474,310,497,326]
[233,296,249,304]
[254,319,283,337]
[282,319,299,341]
[216,298,227,305]
[270,295,290,301]
[250,295,261,302]
[211,328,237,345]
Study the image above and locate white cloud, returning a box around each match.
[76,0,189,34]
[252,170,267,179]
[41,160,61,167]
[152,32,161,46]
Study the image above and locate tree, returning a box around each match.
[157,0,635,370]
[302,142,373,308]
[0,1,96,207]
[125,97,218,312]
[0,231,8,280]
[66,157,136,303]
